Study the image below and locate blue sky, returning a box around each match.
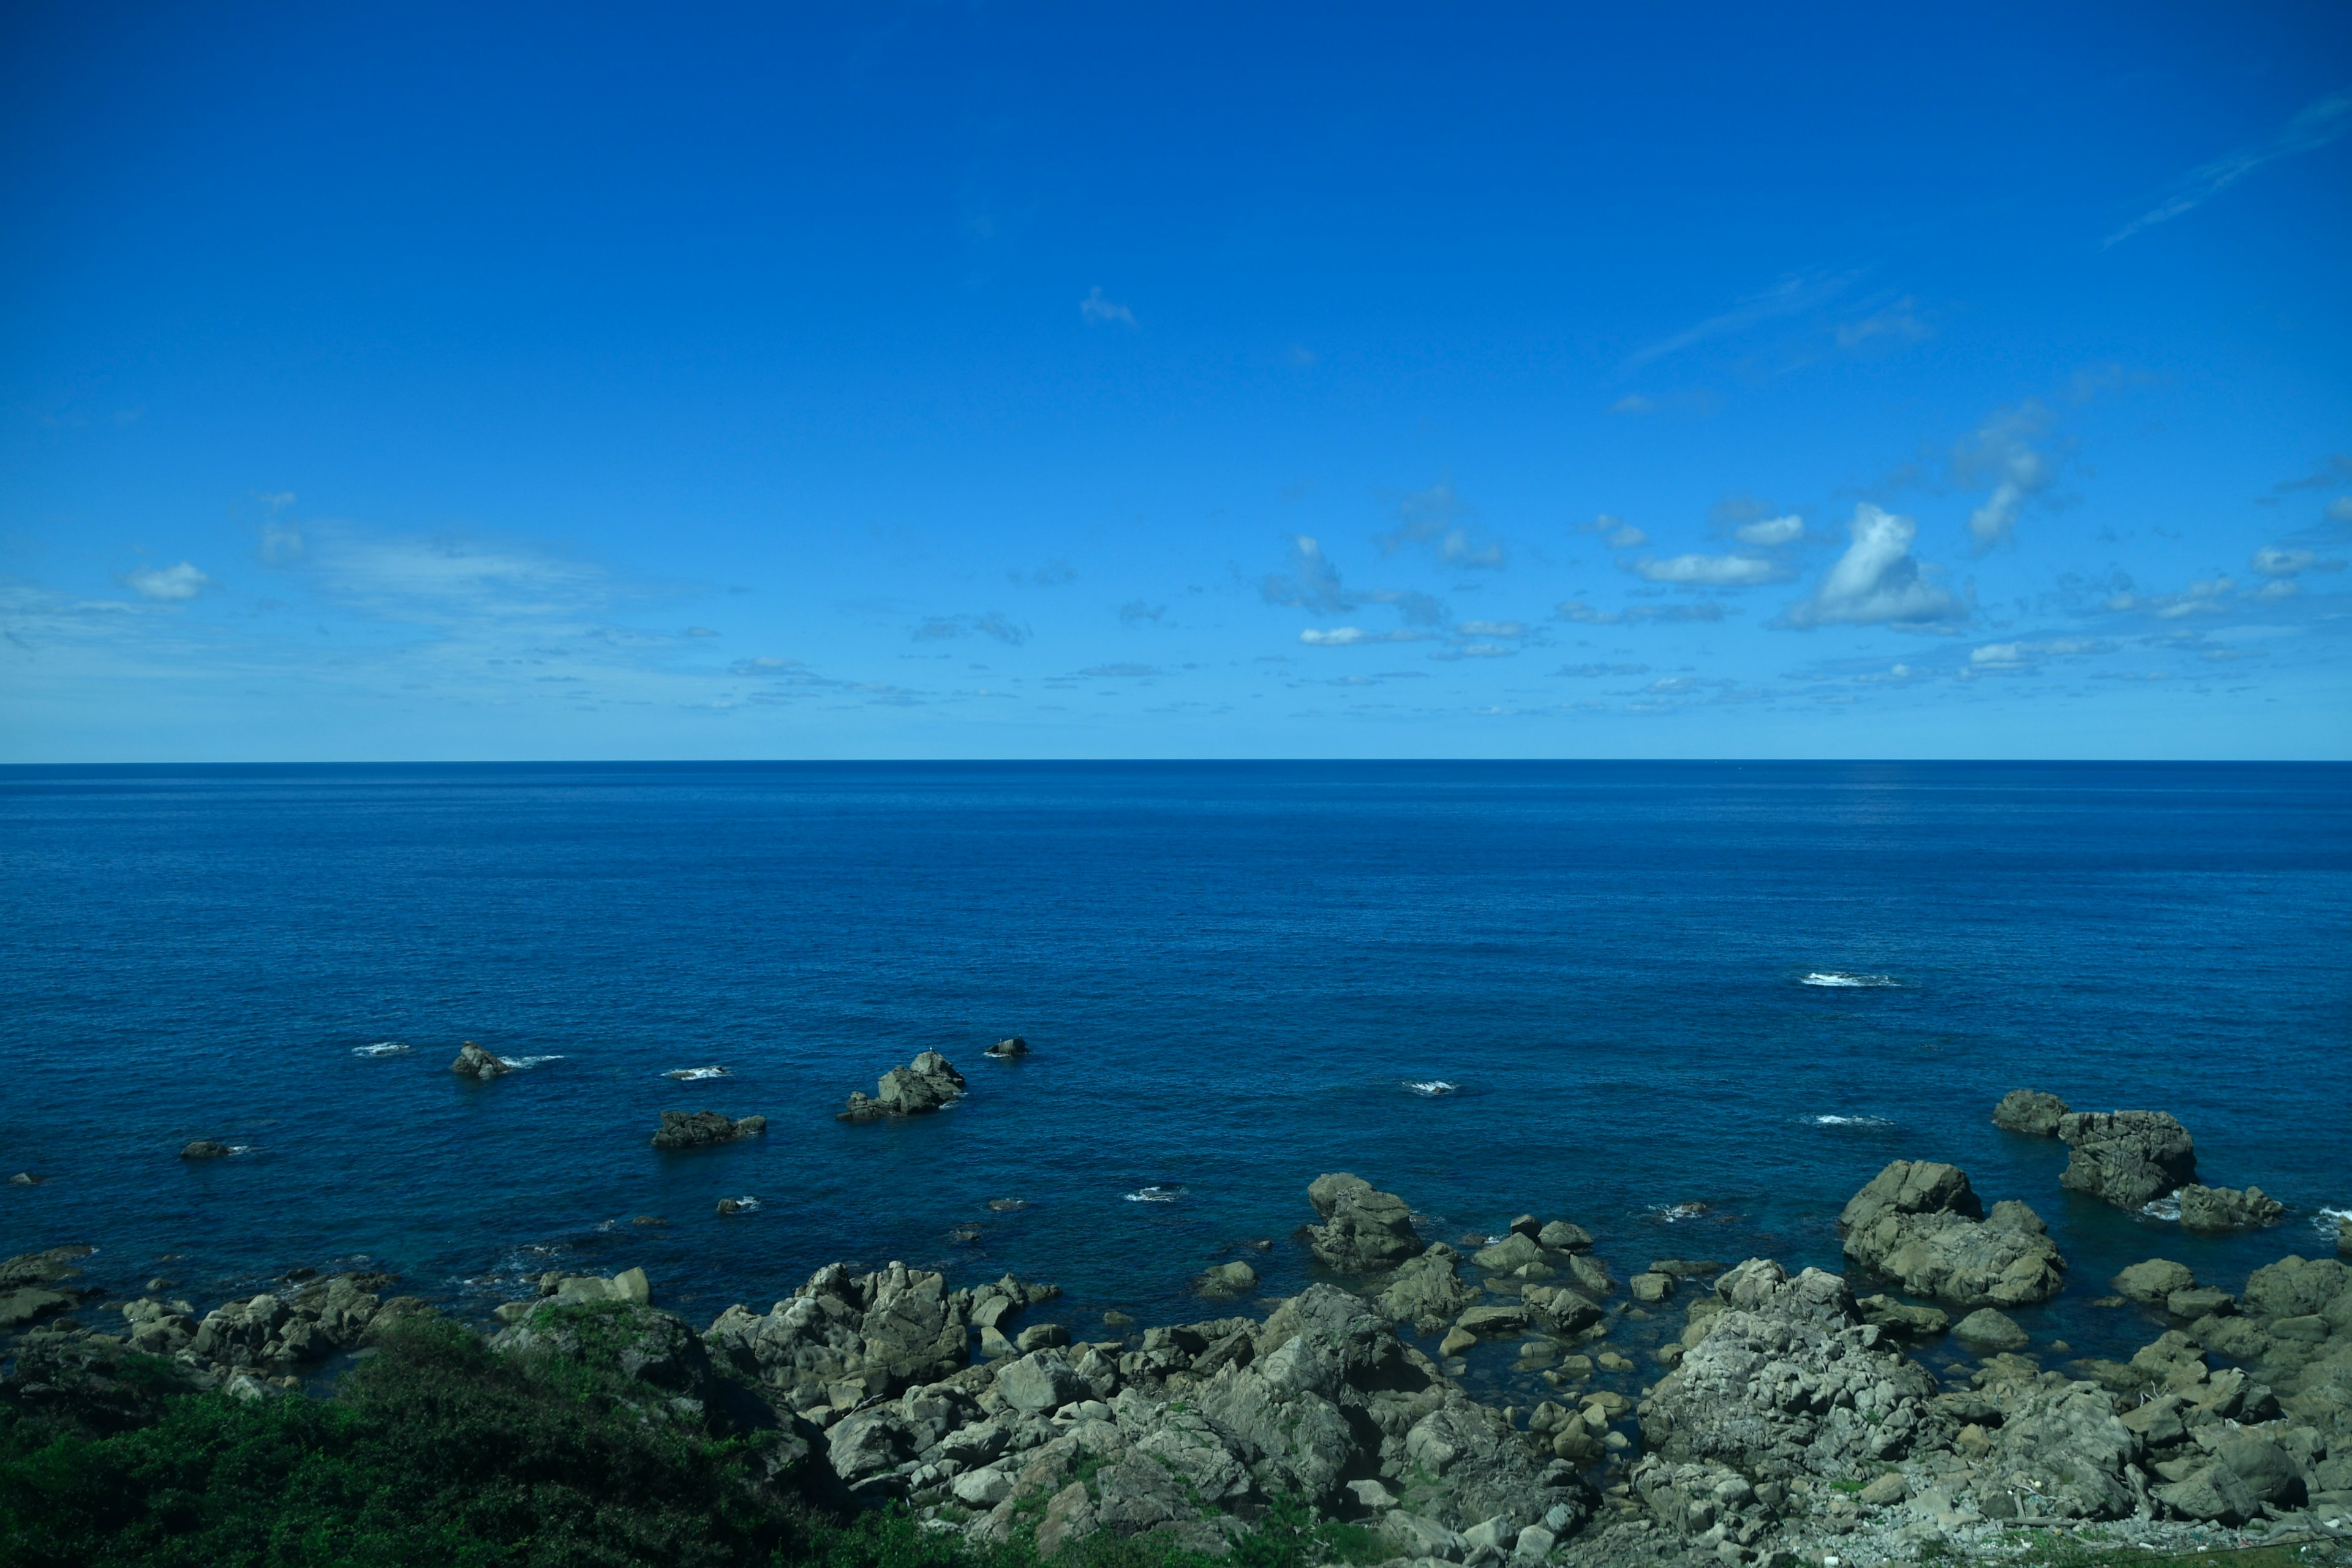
[4,3,2348,760]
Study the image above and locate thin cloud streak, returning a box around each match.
[2106,89,2352,246]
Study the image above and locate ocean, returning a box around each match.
[4,761,2348,1400]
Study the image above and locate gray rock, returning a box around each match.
[2243,1255,2348,1321]
[1951,1308,2028,1351]
[1537,1221,1594,1253]
[650,1110,766,1150]
[448,1041,510,1079]
[2057,1110,2196,1208]
[997,1349,1090,1412]
[1378,1244,1478,1333]
[1016,1323,1069,1352]
[1971,1380,2141,1520]
[2210,1430,2302,1504]
[703,1259,986,1406]
[2177,1183,2285,1232]
[2113,1259,2195,1305]
[2154,1463,2259,1523]
[1454,1304,1529,1339]
[840,1050,967,1120]
[1471,1232,1545,1272]
[1197,1261,1258,1298]
[1629,1272,1674,1303]
[1855,1295,1948,1338]
[1839,1160,2066,1307]
[1992,1088,2069,1136]
[2166,1286,2234,1319]
[1303,1172,1421,1273]
[984,1036,1028,1058]
[180,1139,232,1158]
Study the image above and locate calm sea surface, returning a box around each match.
[4,762,2348,1395]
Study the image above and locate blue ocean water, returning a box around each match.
[4,761,2349,1394]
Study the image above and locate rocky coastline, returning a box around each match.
[11,1088,2352,1566]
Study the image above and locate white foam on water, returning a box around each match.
[665,1066,730,1080]
[1404,1080,1458,1096]
[1651,1202,1709,1223]
[729,1196,761,1212]
[2140,1197,2182,1222]
[1125,1185,1183,1204]
[1810,1114,1894,1127]
[353,1042,410,1057]
[499,1055,565,1070]
[2314,1207,2351,1238]
[1801,972,1901,989]
[227,1144,254,1155]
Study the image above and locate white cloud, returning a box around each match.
[1780,504,1964,628]
[1735,514,1804,546]
[1627,552,1781,586]
[1968,638,2108,672]
[1079,287,1136,326]
[2106,89,2352,247]
[1955,401,2057,551]
[2251,545,2344,578]
[2330,497,2352,525]
[1262,537,1444,626]
[1299,627,1433,646]
[1455,619,1525,638]
[1577,513,1648,548]
[1378,478,1504,568]
[1556,599,1730,625]
[123,562,213,600]
[913,612,1028,644]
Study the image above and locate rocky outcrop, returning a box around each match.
[984,1037,1028,1058]
[1969,1378,2143,1520]
[1196,1262,1257,1299]
[2057,1110,2196,1208]
[0,1246,96,1331]
[180,1139,232,1159]
[2113,1257,2195,1305]
[449,1041,510,1079]
[1302,1173,1420,1273]
[1376,1244,1479,1333]
[1992,1088,2069,1136]
[179,1271,394,1376]
[650,1110,767,1149]
[2178,1183,2285,1232]
[840,1051,967,1120]
[1640,1258,1936,1479]
[1839,1159,2067,1307]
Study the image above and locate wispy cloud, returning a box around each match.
[2106,89,2352,247]
[1625,552,1784,587]
[1299,626,1434,646]
[1735,514,1804,547]
[1261,536,1445,625]
[1625,268,1858,369]
[1778,504,1965,629]
[1954,401,2060,551]
[1376,478,1504,568]
[2251,545,2345,579]
[122,562,213,601]
[913,612,1029,644]
[1555,599,1732,625]
[1079,286,1136,326]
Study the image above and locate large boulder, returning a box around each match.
[704,1260,992,1408]
[1992,1089,2068,1136]
[650,1110,767,1150]
[1970,1381,2142,1520]
[840,1051,967,1120]
[1303,1172,1421,1273]
[1839,1160,2066,1307]
[449,1041,510,1079]
[0,1247,96,1332]
[180,1140,232,1159]
[2057,1111,2196,1208]
[2113,1259,2195,1305]
[1377,1245,1479,1333]
[2177,1184,2284,1232]
[1639,1259,1936,1480]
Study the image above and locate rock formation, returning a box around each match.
[179,1139,232,1159]
[2178,1183,2285,1232]
[2057,1109,2196,1208]
[840,1051,967,1120]
[0,1246,95,1331]
[650,1110,767,1150]
[984,1037,1028,1058]
[449,1041,510,1079]
[1301,1172,1421,1273]
[1839,1159,2067,1306]
[1991,1088,2069,1136]
[1375,1244,1479,1333]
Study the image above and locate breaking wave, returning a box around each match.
[1801,972,1901,989]
[1404,1080,1458,1096]
[1651,1202,1710,1223]
[2315,1207,2350,1239]
[500,1055,564,1070]
[1124,1185,1183,1204]
[726,1196,761,1212]
[352,1042,410,1057]
[2140,1197,2182,1222]
[1809,1115,1893,1127]
[665,1066,729,1080]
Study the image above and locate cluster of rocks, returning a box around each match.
[841,1050,968,1121]
[1838,1159,2067,1308]
[650,1109,768,1150]
[1992,1088,2296,1234]
[449,1041,511,1079]
[1,1246,96,1330]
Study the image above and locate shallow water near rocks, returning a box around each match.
[3,761,2348,1408]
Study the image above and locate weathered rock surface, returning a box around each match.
[840,1051,967,1120]
[2114,1258,2195,1305]
[0,1246,97,1332]
[1302,1172,1420,1273]
[1196,1262,1257,1299]
[1839,1160,2066,1306]
[1992,1088,2069,1136]
[650,1109,767,1149]
[704,1261,1041,1409]
[2057,1110,2196,1208]
[1951,1308,2028,1351]
[984,1037,1028,1058]
[180,1139,232,1159]
[1376,1243,1478,1333]
[1970,1379,2142,1520]
[2177,1183,2285,1232]
[449,1041,510,1079]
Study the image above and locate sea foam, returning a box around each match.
[665,1066,730,1081]
[1809,1114,1893,1127]
[353,1042,410,1057]
[1404,1080,1458,1096]
[1801,972,1900,989]
[2140,1197,2182,1222]
[500,1055,565,1070]
[1125,1185,1182,1204]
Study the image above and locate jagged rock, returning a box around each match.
[1856,1295,1949,1338]
[1992,1089,2069,1136]
[1839,1160,2066,1307]
[984,1037,1028,1058]
[2243,1256,2348,1321]
[1016,1323,1070,1353]
[1378,1243,1478,1333]
[1196,1262,1257,1298]
[180,1140,232,1158]
[2177,1184,2285,1232]
[1640,1259,1935,1480]
[2154,1463,2259,1523]
[2057,1110,2196,1208]
[2113,1259,2196,1305]
[1951,1308,2028,1351]
[1302,1172,1420,1273]
[1970,1380,2141,1520]
[1455,1304,1529,1339]
[448,1041,510,1079]
[840,1050,967,1120]
[704,1260,983,1408]
[650,1110,767,1149]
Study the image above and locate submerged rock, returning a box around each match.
[840,1051,967,1120]
[180,1140,232,1159]
[2057,1110,2196,1208]
[983,1036,1028,1058]
[2177,1183,2285,1232]
[650,1110,767,1150]
[1302,1172,1420,1273]
[448,1041,510,1079]
[1839,1159,2067,1306]
[1992,1088,2070,1136]
[1196,1262,1257,1298]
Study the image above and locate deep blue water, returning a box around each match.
[4,761,2349,1395]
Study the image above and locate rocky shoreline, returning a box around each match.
[9,1091,2352,1566]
